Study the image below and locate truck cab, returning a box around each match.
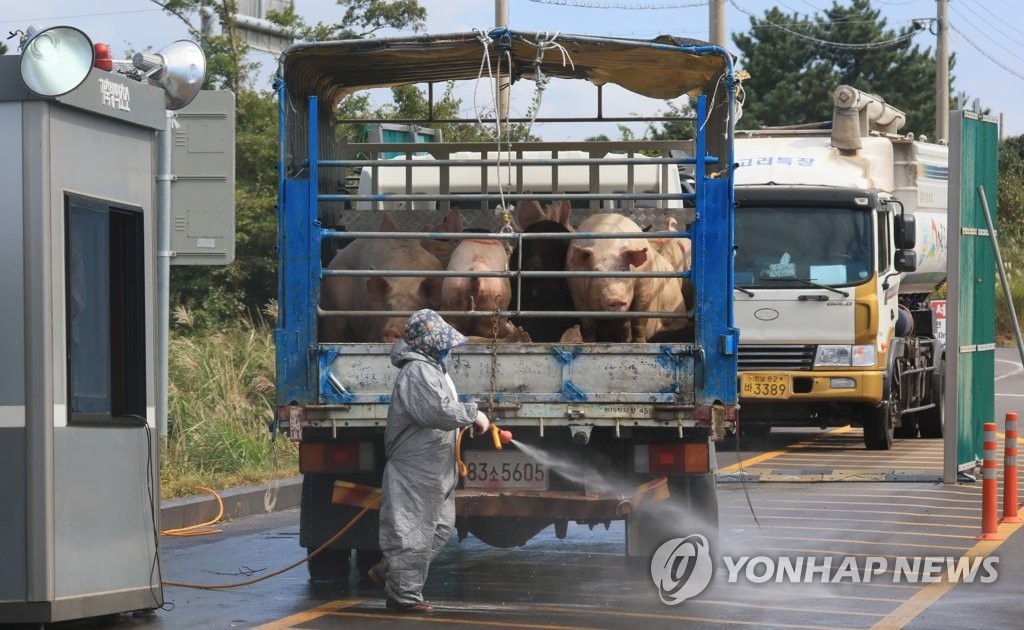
[731,86,947,449]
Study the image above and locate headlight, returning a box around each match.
[815,344,876,367]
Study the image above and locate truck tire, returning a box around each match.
[864,395,896,450]
[356,549,384,577]
[625,472,719,559]
[307,547,351,582]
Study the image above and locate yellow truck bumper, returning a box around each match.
[739,369,884,405]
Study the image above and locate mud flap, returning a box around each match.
[625,472,719,559]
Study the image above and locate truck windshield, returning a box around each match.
[734,205,873,288]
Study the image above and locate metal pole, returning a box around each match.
[936,0,950,142]
[709,0,726,47]
[157,113,174,437]
[496,0,510,121]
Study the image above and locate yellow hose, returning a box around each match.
[456,422,505,478]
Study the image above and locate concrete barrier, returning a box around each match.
[160,475,303,532]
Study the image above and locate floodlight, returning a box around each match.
[132,40,207,110]
[19,24,95,97]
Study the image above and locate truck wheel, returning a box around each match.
[917,359,945,439]
[864,393,896,450]
[626,472,719,559]
[894,417,918,439]
[307,547,351,581]
[356,549,384,577]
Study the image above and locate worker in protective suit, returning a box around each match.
[369,309,490,614]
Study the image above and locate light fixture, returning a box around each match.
[19,24,95,97]
[93,42,114,71]
[132,40,207,111]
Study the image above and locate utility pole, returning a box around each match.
[496,0,510,121]
[709,0,726,46]
[936,0,949,143]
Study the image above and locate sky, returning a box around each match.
[2,0,1022,138]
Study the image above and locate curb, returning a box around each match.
[160,475,304,531]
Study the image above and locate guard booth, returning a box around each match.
[0,26,219,623]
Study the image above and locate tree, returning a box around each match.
[733,0,952,138]
[152,0,429,328]
[999,135,1024,246]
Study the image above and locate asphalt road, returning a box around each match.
[19,347,1024,629]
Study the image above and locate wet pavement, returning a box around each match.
[145,455,1024,630]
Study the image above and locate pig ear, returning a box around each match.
[624,247,648,268]
[443,206,464,233]
[568,244,593,268]
[366,276,390,301]
[379,212,399,232]
[514,199,543,231]
[420,276,443,308]
[550,199,572,228]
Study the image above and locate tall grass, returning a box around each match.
[162,304,297,499]
[996,236,1024,346]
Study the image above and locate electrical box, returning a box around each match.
[169,90,236,266]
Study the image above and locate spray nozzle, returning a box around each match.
[490,424,513,449]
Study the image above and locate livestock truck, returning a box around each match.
[272,30,739,579]
[729,85,947,449]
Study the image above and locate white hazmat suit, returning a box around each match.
[373,309,487,611]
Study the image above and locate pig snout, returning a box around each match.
[601,298,630,312]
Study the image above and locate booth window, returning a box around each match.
[65,193,146,425]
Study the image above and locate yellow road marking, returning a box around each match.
[870,520,1024,629]
[744,535,970,552]
[719,427,853,472]
[252,598,365,630]
[720,505,980,521]
[321,605,865,630]
[723,514,980,529]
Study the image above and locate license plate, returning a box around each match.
[462,451,548,490]
[741,373,791,399]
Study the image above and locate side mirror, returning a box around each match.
[895,214,916,250]
[894,249,917,272]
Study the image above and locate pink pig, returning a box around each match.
[320,214,444,343]
[566,213,685,342]
[441,238,516,339]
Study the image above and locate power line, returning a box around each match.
[525,0,706,9]
[948,22,1024,82]
[0,8,162,27]
[949,2,1024,66]
[729,0,926,51]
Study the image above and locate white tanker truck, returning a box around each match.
[731,85,947,449]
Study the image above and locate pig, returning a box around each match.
[509,199,578,342]
[647,215,694,338]
[319,214,444,343]
[566,213,686,343]
[441,237,517,339]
